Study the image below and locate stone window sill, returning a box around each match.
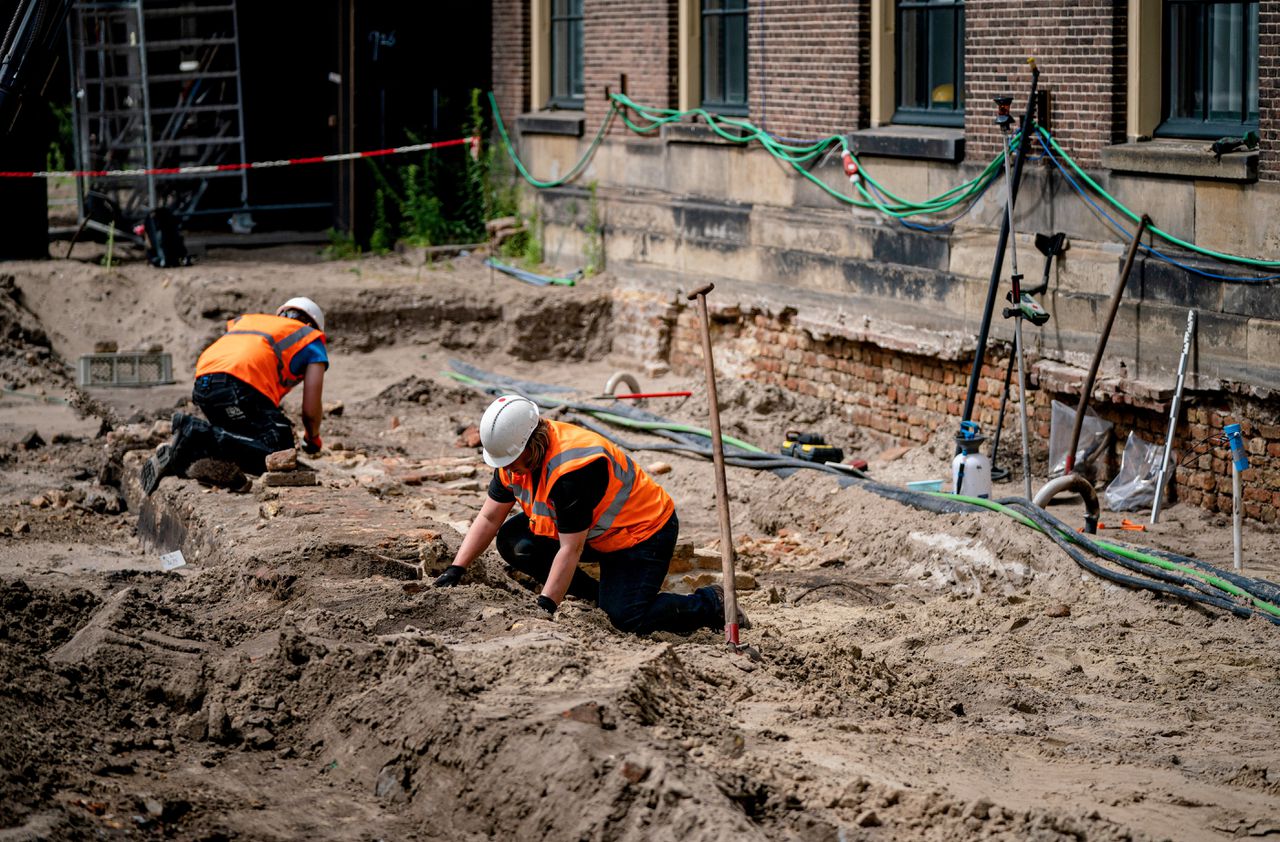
[1101,139,1257,182]
[847,125,965,162]
[516,110,585,137]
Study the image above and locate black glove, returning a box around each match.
[434,565,466,588]
[301,435,322,455]
[535,595,558,616]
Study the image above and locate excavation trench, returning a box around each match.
[2,251,1279,840]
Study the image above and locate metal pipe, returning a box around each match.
[1065,214,1151,474]
[1151,308,1195,524]
[998,128,1033,501]
[1225,423,1247,572]
[1233,463,1243,571]
[960,62,1039,427]
[1032,473,1100,534]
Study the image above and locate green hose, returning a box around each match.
[442,371,765,453]
[929,492,1280,618]
[488,92,618,189]
[488,86,1277,273]
[1036,127,1280,269]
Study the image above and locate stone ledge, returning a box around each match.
[1101,140,1257,182]
[1033,359,1178,412]
[847,125,965,162]
[517,110,585,137]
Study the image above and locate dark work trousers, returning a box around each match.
[495,510,722,635]
[172,373,295,476]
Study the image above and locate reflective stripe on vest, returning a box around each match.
[499,421,673,552]
[195,314,325,406]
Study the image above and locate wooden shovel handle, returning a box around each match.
[686,283,715,300]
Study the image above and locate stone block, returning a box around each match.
[262,470,319,488]
[1194,180,1280,261]
[728,148,796,207]
[666,142,734,202]
[1054,242,1125,298]
[523,134,592,185]
[1108,173,1195,243]
[857,156,932,205]
[1247,319,1280,391]
[265,449,297,472]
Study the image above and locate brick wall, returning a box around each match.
[665,305,1280,522]
[492,0,530,122]
[1261,1,1280,180]
[965,1,1126,168]
[583,0,679,134]
[748,0,870,138]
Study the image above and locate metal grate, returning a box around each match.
[77,352,175,387]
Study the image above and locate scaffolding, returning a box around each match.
[67,0,252,234]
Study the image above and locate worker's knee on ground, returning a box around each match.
[495,523,536,568]
[602,604,647,635]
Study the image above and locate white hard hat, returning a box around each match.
[480,395,540,468]
[277,297,325,332]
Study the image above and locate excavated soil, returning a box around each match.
[1,245,1278,841]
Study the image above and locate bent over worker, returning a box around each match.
[434,395,741,635]
[140,297,329,494]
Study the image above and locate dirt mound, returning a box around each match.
[366,374,475,409]
[0,273,69,393]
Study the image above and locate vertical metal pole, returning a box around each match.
[134,0,157,210]
[999,130,1033,501]
[960,64,1039,427]
[228,0,250,209]
[1151,309,1195,524]
[1232,463,1243,571]
[686,283,741,648]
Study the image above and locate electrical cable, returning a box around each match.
[1037,126,1280,276]
[1036,131,1279,283]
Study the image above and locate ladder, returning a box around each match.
[68,0,251,232]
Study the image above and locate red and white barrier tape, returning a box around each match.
[0,136,478,179]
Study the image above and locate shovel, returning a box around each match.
[686,283,757,658]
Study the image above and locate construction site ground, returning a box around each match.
[2,245,1278,841]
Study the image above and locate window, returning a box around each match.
[1158,0,1258,138]
[550,0,584,109]
[701,0,747,114]
[895,0,964,127]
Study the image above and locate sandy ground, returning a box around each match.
[1,246,1278,841]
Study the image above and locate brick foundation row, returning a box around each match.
[658,307,1280,523]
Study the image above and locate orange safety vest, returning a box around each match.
[194,313,326,406]
[498,420,675,552]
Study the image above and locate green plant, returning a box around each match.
[354,89,526,251]
[47,102,73,172]
[100,223,115,268]
[321,227,360,260]
[583,180,604,277]
[524,210,543,266]
[370,188,393,254]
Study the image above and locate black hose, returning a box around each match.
[998,496,1280,609]
[1144,547,1280,607]
[1000,498,1274,624]
[569,414,853,476]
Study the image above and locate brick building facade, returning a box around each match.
[492,0,1280,521]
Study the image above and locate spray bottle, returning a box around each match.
[952,421,992,499]
[1225,423,1248,571]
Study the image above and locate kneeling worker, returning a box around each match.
[140,297,329,494]
[434,395,739,635]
